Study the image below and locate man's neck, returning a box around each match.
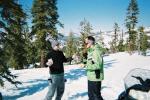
[90,44,94,48]
[53,49,59,51]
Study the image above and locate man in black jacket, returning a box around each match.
[45,41,71,100]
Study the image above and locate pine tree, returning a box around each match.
[110,23,120,53]
[32,0,61,67]
[125,0,139,54]
[141,33,148,56]
[23,24,39,68]
[80,19,93,35]
[79,19,93,60]
[80,19,93,46]
[98,30,104,47]
[118,30,125,52]
[138,26,148,56]
[0,0,27,70]
[65,31,77,64]
[65,32,76,56]
[0,48,21,87]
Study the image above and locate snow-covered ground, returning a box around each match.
[1,52,150,100]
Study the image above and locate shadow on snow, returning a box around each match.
[3,79,48,100]
[65,68,86,81]
[104,59,117,69]
[68,86,110,99]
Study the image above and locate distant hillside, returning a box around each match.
[58,27,150,48]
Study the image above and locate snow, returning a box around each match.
[144,27,150,32]
[1,52,150,100]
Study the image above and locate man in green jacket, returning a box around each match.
[84,36,104,100]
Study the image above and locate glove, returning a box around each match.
[95,70,100,79]
[83,61,87,64]
[64,79,67,82]
[83,52,87,59]
[91,60,95,64]
[48,78,52,83]
[67,57,73,62]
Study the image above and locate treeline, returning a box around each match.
[109,0,149,55]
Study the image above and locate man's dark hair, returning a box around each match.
[87,36,95,42]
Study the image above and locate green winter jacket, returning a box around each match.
[86,43,104,81]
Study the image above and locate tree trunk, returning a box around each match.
[40,50,45,68]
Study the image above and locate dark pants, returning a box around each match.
[0,92,2,100]
[88,80,103,100]
[45,73,65,100]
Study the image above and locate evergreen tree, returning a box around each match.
[98,30,105,47]
[138,26,148,56]
[79,19,93,60]
[65,31,77,64]
[32,0,61,67]
[23,24,39,68]
[125,0,139,54]
[0,0,27,70]
[0,48,21,87]
[110,23,120,53]
[118,30,125,52]
[80,18,93,47]
[80,19,93,35]
[65,32,76,57]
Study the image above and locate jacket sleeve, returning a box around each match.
[86,49,102,71]
[45,52,51,67]
[61,51,67,62]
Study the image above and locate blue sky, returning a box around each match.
[19,0,150,35]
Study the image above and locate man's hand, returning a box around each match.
[95,70,100,79]
[78,63,85,68]
[67,57,73,62]
[46,59,53,67]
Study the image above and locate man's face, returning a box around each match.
[85,38,88,44]
[53,44,60,51]
[85,39,92,48]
